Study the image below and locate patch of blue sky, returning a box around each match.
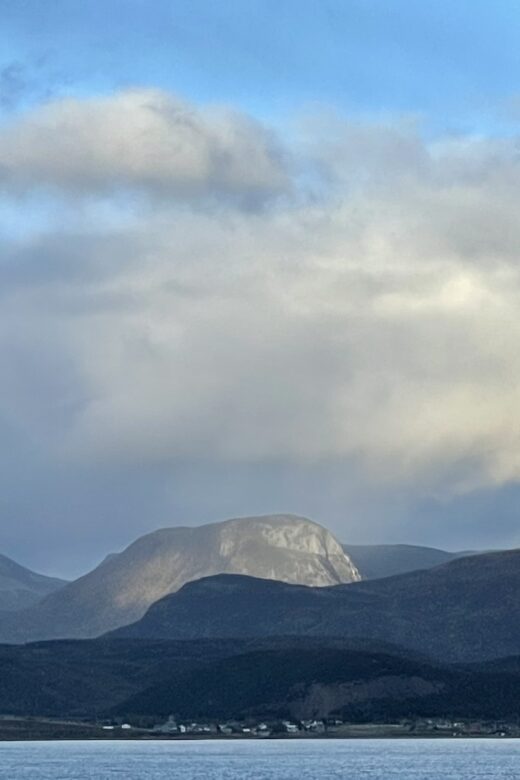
[0,192,142,244]
[1,0,520,134]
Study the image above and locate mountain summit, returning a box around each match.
[0,514,359,642]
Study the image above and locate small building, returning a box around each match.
[218,724,234,735]
[302,719,325,733]
[254,723,272,737]
[154,716,179,734]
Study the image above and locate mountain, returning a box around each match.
[112,549,520,662]
[0,553,67,612]
[342,543,471,580]
[0,514,360,642]
[1,636,520,725]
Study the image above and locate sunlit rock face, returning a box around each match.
[213,515,360,587]
[0,514,360,642]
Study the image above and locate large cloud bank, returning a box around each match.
[0,89,289,203]
[2,88,520,499]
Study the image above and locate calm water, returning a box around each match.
[0,739,518,779]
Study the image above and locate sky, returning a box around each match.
[2,1,520,577]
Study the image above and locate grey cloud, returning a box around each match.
[4,192,520,493]
[0,88,290,206]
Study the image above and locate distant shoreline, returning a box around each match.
[0,718,517,742]
[1,736,518,742]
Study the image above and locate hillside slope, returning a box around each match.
[116,646,520,723]
[1,637,520,724]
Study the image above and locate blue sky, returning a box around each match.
[2,2,520,576]
[3,0,520,129]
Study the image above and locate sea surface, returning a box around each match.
[0,738,518,779]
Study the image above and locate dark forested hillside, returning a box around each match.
[1,637,520,725]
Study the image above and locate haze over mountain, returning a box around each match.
[0,515,359,642]
[342,544,474,580]
[112,549,520,662]
[0,554,67,612]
